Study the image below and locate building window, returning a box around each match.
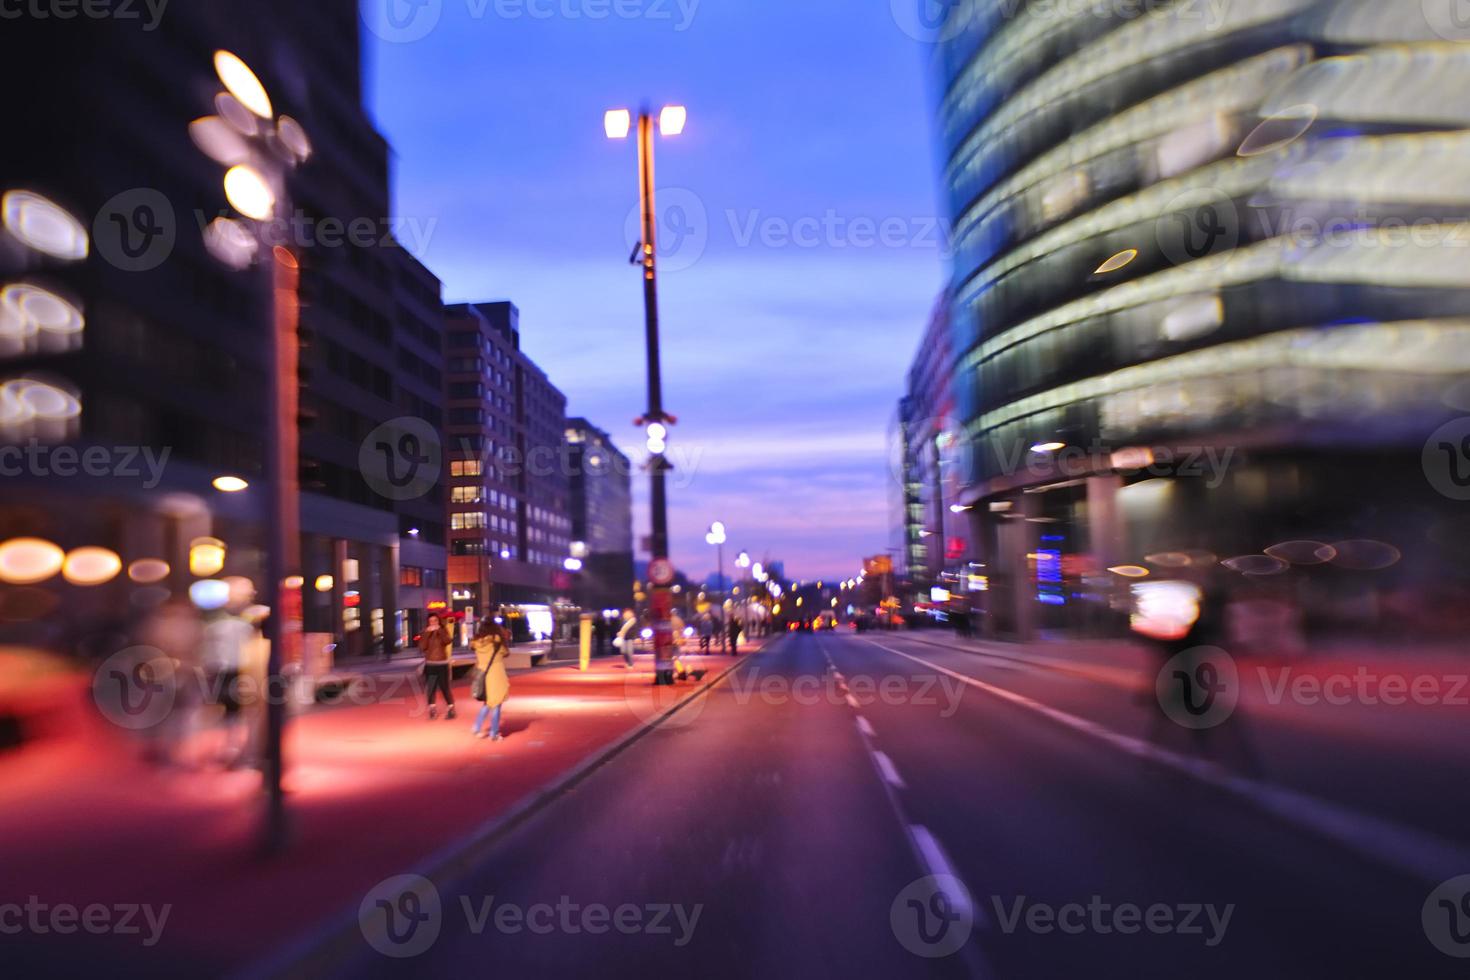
[451,459,483,478]
[451,512,487,530]
[400,566,423,587]
[452,486,484,504]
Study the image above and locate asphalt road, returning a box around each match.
[338,631,1468,979]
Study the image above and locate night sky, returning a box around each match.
[364,0,947,581]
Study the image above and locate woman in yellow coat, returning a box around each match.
[470,619,511,741]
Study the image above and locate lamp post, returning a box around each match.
[606,103,686,686]
[197,50,309,856]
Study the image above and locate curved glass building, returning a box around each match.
[931,1,1470,638]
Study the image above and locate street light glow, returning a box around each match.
[604,108,631,139]
[1,190,89,261]
[213,50,274,119]
[1030,441,1066,454]
[659,105,687,136]
[224,165,275,220]
[212,475,249,493]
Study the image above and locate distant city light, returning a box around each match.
[188,538,226,577]
[212,475,249,493]
[128,559,170,584]
[564,557,584,572]
[62,547,122,586]
[314,574,334,592]
[1030,441,1066,454]
[0,537,64,585]
[189,579,231,611]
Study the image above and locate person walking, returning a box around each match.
[727,614,742,655]
[698,614,714,653]
[418,613,456,720]
[470,618,511,741]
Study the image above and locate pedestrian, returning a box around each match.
[698,614,713,653]
[613,610,638,667]
[470,618,511,741]
[727,614,742,655]
[418,613,456,720]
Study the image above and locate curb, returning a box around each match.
[237,643,770,979]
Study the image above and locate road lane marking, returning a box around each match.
[858,636,1470,885]
[818,636,992,978]
[874,751,906,789]
[911,824,984,927]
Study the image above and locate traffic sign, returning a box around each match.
[649,558,675,586]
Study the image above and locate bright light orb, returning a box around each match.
[213,51,274,119]
[224,166,275,221]
[189,579,231,610]
[62,547,122,586]
[189,537,226,577]
[604,109,631,140]
[1,190,88,261]
[212,475,249,493]
[0,537,65,585]
[659,105,687,137]
[128,559,171,584]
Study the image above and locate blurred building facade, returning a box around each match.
[444,302,574,623]
[931,0,1470,640]
[897,293,972,607]
[566,418,635,612]
[0,1,449,660]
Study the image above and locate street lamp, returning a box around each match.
[606,102,686,685]
[705,521,727,651]
[196,50,309,856]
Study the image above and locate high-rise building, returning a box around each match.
[897,294,970,605]
[930,2,1470,638]
[0,1,448,659]
[443,302,574,624]
[566,418,634,612]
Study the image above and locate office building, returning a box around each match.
[566,418,635,612]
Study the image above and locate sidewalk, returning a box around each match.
[0,644,763,976]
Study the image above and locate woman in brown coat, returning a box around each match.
[470,618,511,741]
[418,613,456,720]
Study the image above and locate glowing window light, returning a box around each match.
[1,191,88,261]
[62,547,122,586]
[0,537,64,584]
[659,105,687,137]
[314,574,334,592]
[604,109,631,140]
[128,559,170,584]
[189,579,231,610]
[213,51,274,119]
[189,537,226,577]
[283,575,304,590]
[224,166,275,221]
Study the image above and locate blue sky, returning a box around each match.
[364,0,948,580]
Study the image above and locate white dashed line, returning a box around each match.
[910,824,982,926]
[859,636,1470,885]
[873,751,906,789]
